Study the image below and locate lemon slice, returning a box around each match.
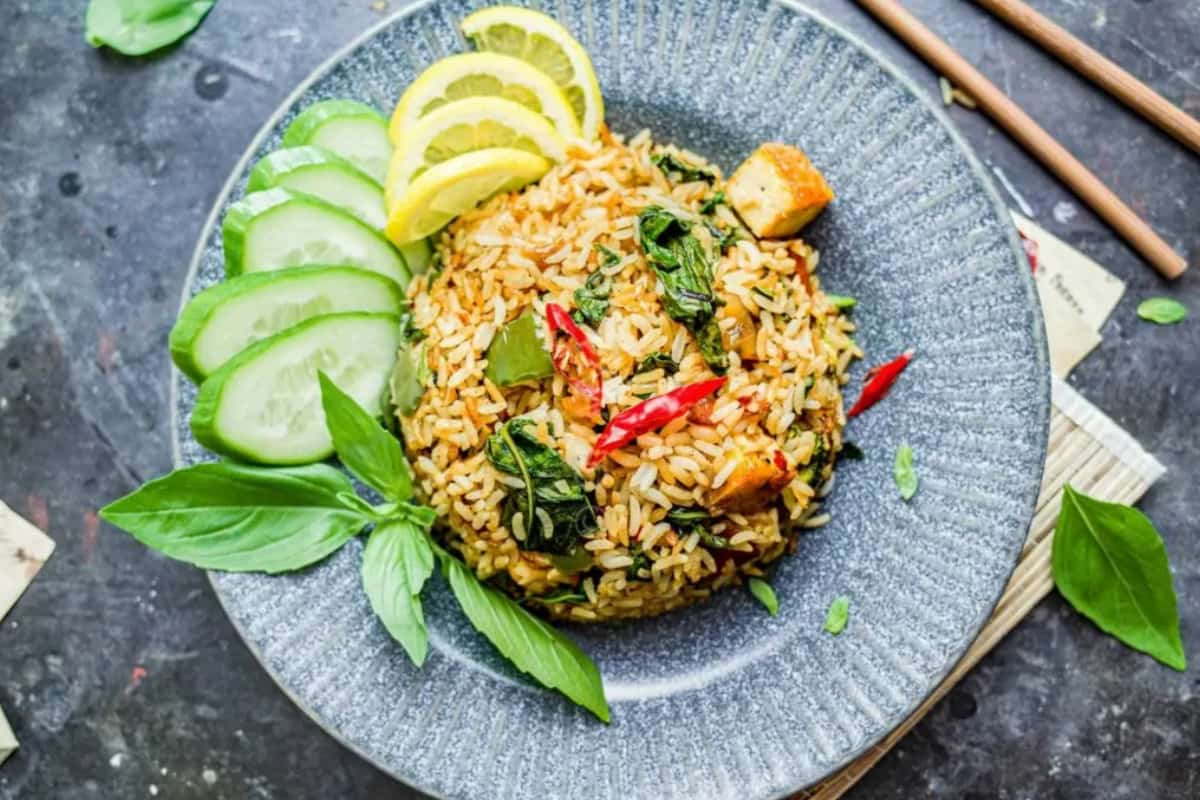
[385,147,551,244]
[461,6,603,140]
[390,52,580,144]
[385,95,566,209]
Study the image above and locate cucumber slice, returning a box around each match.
[398,238,434,275]
[170,266,404,383]
[247,146,386,229]
[191,312,401,465]
[222,188,410,286]
[282,100,391,183]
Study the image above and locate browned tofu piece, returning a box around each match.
[708,449,792,513]
[726,143,834,238]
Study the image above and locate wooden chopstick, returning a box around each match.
[857,0,1187,280]
[975,0,1200,155]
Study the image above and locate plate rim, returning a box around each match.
[168,1,1051,796]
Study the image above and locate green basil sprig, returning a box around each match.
[101,374,610,720]
[85,0,215,56]
[1052,485,1186,671]
[1136,297,1187,325]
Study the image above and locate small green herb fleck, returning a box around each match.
[595,244,622,268]
[826,294,857,310]
[572,270,613,327]
[635,351,680,376]
[699,191,726,215]
[752,286,775,302]
[748,578,778,616]
[539,588,588,605]
[1137,297,1188,325]
[626,546,651,581]
[651,152,716,185]
[824,596,850,634]
[893,443,918,501]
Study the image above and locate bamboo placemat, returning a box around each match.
[797,375,1166,800]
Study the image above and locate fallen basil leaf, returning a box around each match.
[747,578,778,616]
[893,443,918,501]
[841,441,864,460]
[1052,485,1186,671]
[362,521,435,666]
[99,462,367,573]
[85,0,215,56]
[319,372,413,503]
[1137,297,1187,325]
[440,550,610,721]
[824,596,850,635]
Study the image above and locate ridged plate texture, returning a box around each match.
[171,1,1050,797]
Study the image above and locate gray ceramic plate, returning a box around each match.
[171,1,1049,797]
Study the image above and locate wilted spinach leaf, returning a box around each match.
[635,351,679,376]
[637,207,728,372]
[666,506,732,549]
[699,190,726,215]
[485,418,599,554]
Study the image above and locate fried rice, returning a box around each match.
[396,127,860,621]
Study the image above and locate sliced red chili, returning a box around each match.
[773,449,788,472]
[588,376,726,467]
[848,349,914,417]
[546,302,604,419]
[1018,231,1039,273]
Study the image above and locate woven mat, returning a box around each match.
[796,375,1165,799]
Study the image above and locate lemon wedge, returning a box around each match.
[460,6,603,140]
[385,95,566,210]
[390,52,580,144]
[384,147,550,245]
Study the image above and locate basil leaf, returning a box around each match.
[595,244,621,268]
[390,339,429,416]
[99,462,366,573]
[1052,485,1186,671]
[485,419,598,554]
[893,443,918,501]
[538,588,588,605]
[625,546,650,581]
[572,270,612,328]
[824,596,850,634]
[1136,297,1187,325]
[841,441,864,460]
[362,521,434,666]
[484,310,554,387]
[548,547,593,575]
[397,305,427,344]
[85,0,215,56]
[637,207,728,372]
[826,294,857,310]
[651,152,716,185]
[636,351,679,376]
[440,550,610,721]
[319,372,413,502]
[747,578,778,616]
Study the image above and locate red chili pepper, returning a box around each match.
[546,302,603,418]
[848,349,914,417]
[773,449,788,472]
[1018,231,1039,273]
[588,377,727,467]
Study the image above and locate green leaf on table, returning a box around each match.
[893,443,918,501]
[747,578,778,616]
[1051,485,1186,671]
[319,371,413,502]
[362,520,435,666]
[440,550,610,721]
[1136,297,1188,325]
[824,596,850,635]
[841,441,864,460]
[85,0,215,56]
[99,462,367,573]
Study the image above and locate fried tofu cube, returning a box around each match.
[708,448,792,514]
[726,143,834,238]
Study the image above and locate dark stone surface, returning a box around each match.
[0,1,1196,798]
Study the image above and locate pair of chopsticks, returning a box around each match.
[857,0,1193,279]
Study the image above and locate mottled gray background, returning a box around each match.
[0,1,1196,798]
